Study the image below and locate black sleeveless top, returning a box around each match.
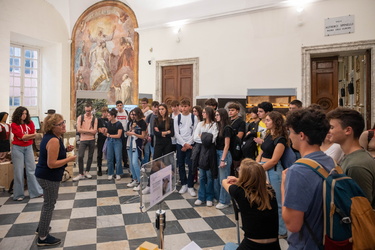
[36,133,67,181]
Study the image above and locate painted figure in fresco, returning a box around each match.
[113,73,132,105]
[117,37,134,72]
[89,41,111,82]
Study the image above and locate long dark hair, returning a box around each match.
[156,103,171,130]
[204,107,215,124]
[12,106,31,125]
[266,111,289,145]
[216,108,230,137]
[132,107,144,121]
[193,105,203,122]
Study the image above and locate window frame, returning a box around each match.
[9,43,41,116]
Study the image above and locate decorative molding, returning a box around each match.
[155,57,199,105]
[301,40,375,125]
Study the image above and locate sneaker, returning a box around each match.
[127,180,137,188]
[84,171,92,179]
[72,174,85,181]
[133,184,140,191]
[188,188,196,197]
[179,185,188,194]
[206,201,213,207]
[142,186,151,195]
[97,170,102,176]
[116,175,121,180]
[108,175,113,180]
[16,197,24,201]
[194,199,203,206]
[216,203,229,209]
[37,234,61,246]
[35,226,51,235]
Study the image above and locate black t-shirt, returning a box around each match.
[261,134,287,159]
[229,185,279,239]
[106,121,123,135]
[216,126,232,150]
[128,119,147,143]
[231,117,246,135]
[97,117,108,137]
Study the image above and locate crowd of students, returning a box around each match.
[3,96,375,248]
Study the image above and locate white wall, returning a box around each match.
[137,0,375,99]
[0,0,71,125]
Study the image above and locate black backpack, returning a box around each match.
[225,125,242,161]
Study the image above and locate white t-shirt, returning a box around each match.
[174,113,198,146]
[117,110,128,133]
[193,121,218,144]
[324,143,344,163]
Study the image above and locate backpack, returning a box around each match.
[177,113,195,127]
[225,125,242,161]
[80,114,96,129]
[274,137,297,169]
[295,158,375,250]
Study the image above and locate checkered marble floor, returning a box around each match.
[0,164,288,250]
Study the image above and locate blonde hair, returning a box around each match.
[237,158,274,210]
[43,114,64,134]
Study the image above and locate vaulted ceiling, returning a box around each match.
[45,0,317,33]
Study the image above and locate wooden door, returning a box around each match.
[311,57,338,111]
[162,64,193,106]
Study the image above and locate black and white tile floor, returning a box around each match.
[0,164,288,250]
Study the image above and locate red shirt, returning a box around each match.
[11,121,35,147]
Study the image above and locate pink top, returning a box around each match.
[77,114,97,141]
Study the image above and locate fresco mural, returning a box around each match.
[71,1,138,121]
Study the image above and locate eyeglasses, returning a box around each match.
[54,120,66,127]
[130,113,135,116]
[215,114,220,116]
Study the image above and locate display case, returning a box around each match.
[246,88,297,116]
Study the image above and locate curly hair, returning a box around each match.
[132,107,144,120]
[12,106,31,125]
[237,158,274,211]
[43,114,64,134]
[286,108,329,146]
[266,111,289,145]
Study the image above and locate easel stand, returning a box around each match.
[155,203,166,250]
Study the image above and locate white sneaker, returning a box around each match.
[73,174,85,181]
[108,175,113,180]
[142,186,151,195]
[206,201,213,207]
[188,188,196,197]
[216,203,229,209]
[179,185,188,194]
[194,199,203,205]
[133,184,140,191]
[116,175,121,180]
[127,180,137,188]
[84,172,92,179]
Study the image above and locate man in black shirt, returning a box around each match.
[228,103,246,175]
[97,107,109,176]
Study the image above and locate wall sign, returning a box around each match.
[325,15,354,36]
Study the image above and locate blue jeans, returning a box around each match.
[12,145,43,200]
[128,140,141,182]
[78,139,95,174]
[106,138,123,176]
[198,168,214,202]
[141,141,154,166]
[267,161,286,235]
[214,150,232,205]
[176,144,194,187]
[223,242,239,250]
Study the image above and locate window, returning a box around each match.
[9,44,39,108]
